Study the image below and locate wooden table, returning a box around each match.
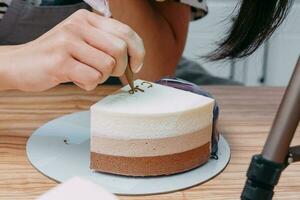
[0,85,299,200]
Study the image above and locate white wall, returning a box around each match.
[266,2,300,86]
[183,0,300,86]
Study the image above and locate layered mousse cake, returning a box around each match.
[90,79,215,176]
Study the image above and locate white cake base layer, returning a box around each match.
[91,126,211,157]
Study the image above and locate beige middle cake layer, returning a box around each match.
[91,125,212,157]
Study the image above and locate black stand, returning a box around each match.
[241,57,300,200]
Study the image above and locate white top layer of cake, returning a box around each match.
[91,80,214,139]
[92,80,213,115]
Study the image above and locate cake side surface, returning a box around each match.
[91,79,214,139]
[90,80,215,176]
[91,125,211,157]
[91,102,213,139]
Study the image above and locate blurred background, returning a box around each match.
[183,0,300,86]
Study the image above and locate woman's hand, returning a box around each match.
[0,9,145,91]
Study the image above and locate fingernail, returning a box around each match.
[97,72,103,81]
[133,63,143,73]
[74,82,86,90]
[74,81,83,87]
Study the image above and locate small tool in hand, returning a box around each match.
[125,66,134,91]
[93,0,134,91]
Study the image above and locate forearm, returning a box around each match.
[0,45,23,53]
[109,0,190,81]
[0,45,27,90]
[0,48,14,91]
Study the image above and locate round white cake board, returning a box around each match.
[27,111,231,195]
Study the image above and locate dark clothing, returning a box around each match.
[0,0,91,45]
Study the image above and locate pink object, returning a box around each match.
[37,177,118,200]
[83,0,111,17]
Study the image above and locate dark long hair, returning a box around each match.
[209,0,293,60]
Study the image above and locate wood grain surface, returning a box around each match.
[0,85,299,200]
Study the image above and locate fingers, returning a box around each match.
[86,12,145,73]
[79,25,128,77]
[67,60,102,91]
[46,9,145,91]
[69,41,115,84]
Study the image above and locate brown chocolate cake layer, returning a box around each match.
[90,142,210,176]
